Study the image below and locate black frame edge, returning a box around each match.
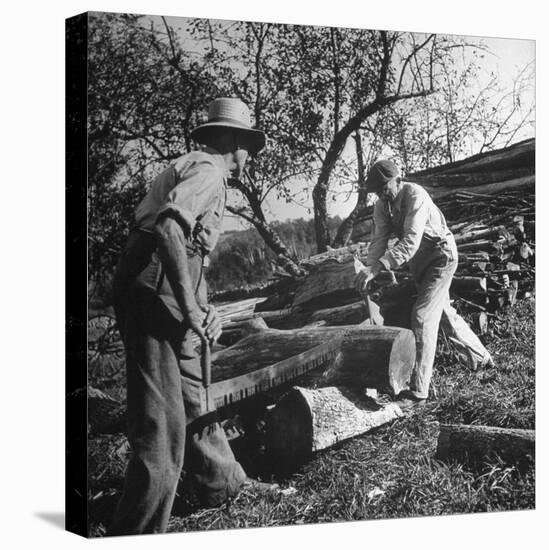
[65,11,89,538]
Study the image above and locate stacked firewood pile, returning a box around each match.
[444,189,534,310]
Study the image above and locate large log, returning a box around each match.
[435,423,535,467]
[292,258,362,309]
[408,138,534,178]
[424,175,534,201]
[408,166,532,188]
[198,324,416,413]
[266,386,403,472]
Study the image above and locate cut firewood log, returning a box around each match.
[454,226,509,245]
[334,326,415,394]
[200,324,416,413]
[266,386,403,472]
[435,423,535,467]
[457,240,504,254]
[458,252,491,264]
[450,276,487,293]
[472,312,489,334]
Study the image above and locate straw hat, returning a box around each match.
[190,98,266,153]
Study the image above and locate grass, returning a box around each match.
[87,296,535,537]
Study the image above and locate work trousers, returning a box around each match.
[108,231,246,536]
[408,236,489,399]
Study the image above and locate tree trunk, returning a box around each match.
[226,177,304,277]
[251,218,304,277]
[266,386,403,472]
[331,131,369,248]
[435,423,535,467]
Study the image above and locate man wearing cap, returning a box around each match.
[109,98,274,536]
[355,160,493,409]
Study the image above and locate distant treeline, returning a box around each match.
[206,217,343,293]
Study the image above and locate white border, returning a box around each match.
[2,1,545,549]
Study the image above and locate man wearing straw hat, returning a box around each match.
[355,160,493,410]
[109,98,276,536]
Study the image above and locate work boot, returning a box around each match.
[468,351,495,370]
[394,390,426,412]
[241,477,280,494]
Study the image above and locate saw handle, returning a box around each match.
[201,339,211,388]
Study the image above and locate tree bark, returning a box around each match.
[423,175,534,201]
[227,176,304,277]
[331,131,370,248]
[435,423,535,467]
[408,166,532,188]
[219,301,372,343]
[292,258,364,309]
[454,226,509,245]
[205,324,415,414]
[408,138,534,178]
[266,386,403,472]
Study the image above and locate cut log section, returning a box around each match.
[435,423,535,467]
[197,324,415,414]
[292,259,362,309]
[266,386,403,472]
[450,276,487,293]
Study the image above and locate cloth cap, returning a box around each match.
[190,98,266,153]
[365,159,400,193]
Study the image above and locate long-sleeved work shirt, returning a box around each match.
[128,148,228,320]
[135,148,227,253]
[366,182,452,270]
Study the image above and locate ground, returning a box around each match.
[87,296,535,536]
